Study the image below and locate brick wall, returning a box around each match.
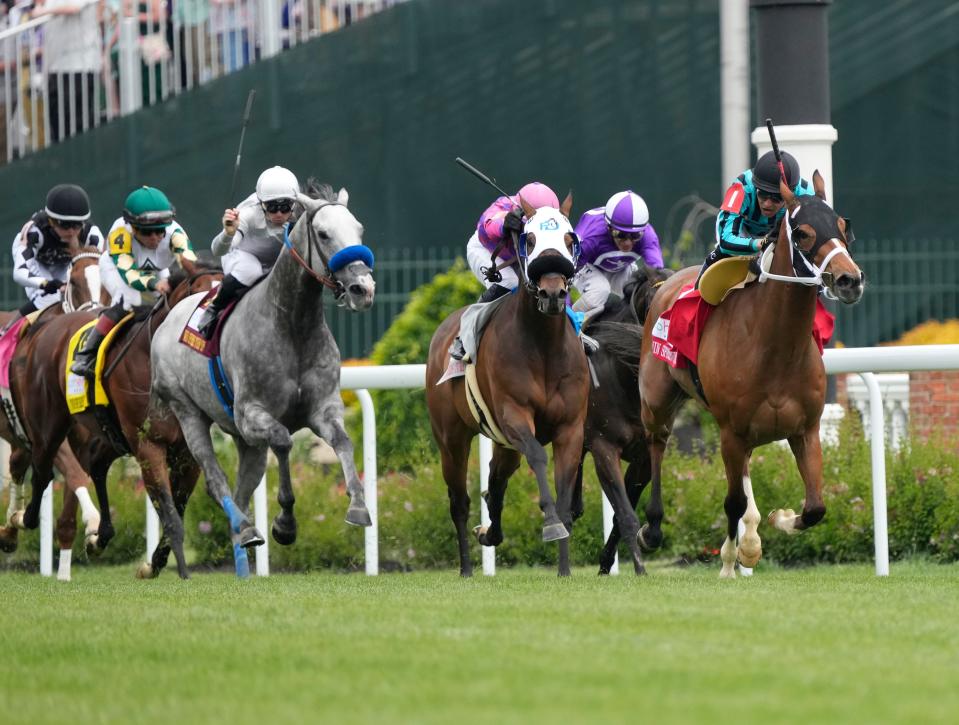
[909,370,959,443]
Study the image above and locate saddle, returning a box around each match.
[697,256,756,306]
[179,283,251,359]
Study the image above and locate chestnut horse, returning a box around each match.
[12,260,221,579]
[0,246,107,566]
[426,196,591,576]
[639,172,864,578]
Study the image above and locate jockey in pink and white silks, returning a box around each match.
[572,190,663,326]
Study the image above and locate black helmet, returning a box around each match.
[45,184,91,222]
[752,151,799,194]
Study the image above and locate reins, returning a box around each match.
[282,203,344,294]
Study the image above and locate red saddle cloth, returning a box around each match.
[178,288,239,359]
[0,317,29,388]
[651,284,835,369]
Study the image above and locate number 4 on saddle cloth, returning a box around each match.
[650,263,835,370]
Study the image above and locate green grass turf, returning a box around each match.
[1,561,957,724]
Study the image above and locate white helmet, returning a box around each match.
[255,166,300,202]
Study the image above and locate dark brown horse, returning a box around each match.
[570,263,673,575]
[0,246,108,568]
[639,172,863,577]
[426,196,593,576]
[12,260,221,579]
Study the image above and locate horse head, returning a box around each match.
[777,171,864,305]
[168,257,223,307]
[295,186,376,311]
[63,246,106,312]
[518,192,577,315]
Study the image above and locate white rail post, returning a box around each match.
[601,492,618,575]
[254,476,269,576]
[860,373,889,576]
[118,17,142,114]
[479,435,494,575]
[355,390,378,576]
[145,496,160,562]
[258,0,281,59]
[39,483,53,577]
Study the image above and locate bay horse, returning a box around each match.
[639,172,864,578]
[12,260,221,579]
[150,184,375,576]
[571,263,673,575]
[0,246,107,568]
[426,195,591,577]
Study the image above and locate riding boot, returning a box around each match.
[477,283,510,304]
[449,337,467,361]
[70,316,117,379]
[695,248,724,289]
[197,275,248,340]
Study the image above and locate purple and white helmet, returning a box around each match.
[604,190,649,233]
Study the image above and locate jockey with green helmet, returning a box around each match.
[70,186,197,378]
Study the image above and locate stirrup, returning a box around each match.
[71,355,96,379]
[197,309,219,340]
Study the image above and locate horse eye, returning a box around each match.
[318,231,329,240]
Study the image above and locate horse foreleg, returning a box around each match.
[0,451,28,551]
[477,446,520,549]
[738,463,762,567]
[552,425,587,577]
[310,404,371,528]
[231,439,267,549]
[719,429,749,579]
[54,443,100,555]
[89,460,115,551]
[435,430,473,577]
[591,440,643,576]
[55,485,79,581]
[136,440,190,580]
[772,429,826,533]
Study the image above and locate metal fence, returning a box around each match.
[0,0,405,162]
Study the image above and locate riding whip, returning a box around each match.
[228,90,257,206]
[764,118,788,185]
[454,157,513,200]
[454,157,518,284]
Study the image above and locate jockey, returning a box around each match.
[698,150,816,282]
[11,184,104,320]
[70,186,197,378]
[450,181,561,360]
[572,190,663,325]
[196,165,300,339]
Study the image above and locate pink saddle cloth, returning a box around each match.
[0,317,29,388]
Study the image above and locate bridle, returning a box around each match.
[62,251,103,313]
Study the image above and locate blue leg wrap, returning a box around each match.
[221,496,244,533]
[233,542,250,579]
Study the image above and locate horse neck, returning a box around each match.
[261,245,329,332]
[752,234,818,355]
[510,285,569,347]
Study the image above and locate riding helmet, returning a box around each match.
[256,166,300,202]
[123,186,175,229]
[45,184,91,222]
[604,190,649,233]
[752,150,799,194]
[514,182,559,212]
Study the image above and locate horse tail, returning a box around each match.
[590,320,643,374]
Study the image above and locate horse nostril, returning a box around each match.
[836,273,859,289]
[349,284,366,296]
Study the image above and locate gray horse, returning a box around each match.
[149,184,376,566]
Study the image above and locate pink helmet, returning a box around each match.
[514,182,560,212]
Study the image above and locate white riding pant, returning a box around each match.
[99,251,166,310]
[222,248,268,286]
[466,232,519,290]
[572,263,634,324]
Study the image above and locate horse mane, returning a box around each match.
[627,262,674,324]
[167,253,222,289]
[302,177,338,203]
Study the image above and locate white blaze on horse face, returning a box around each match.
[524,208,575,265]
[84,265,101,306]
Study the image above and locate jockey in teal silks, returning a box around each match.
[697,150,816,283]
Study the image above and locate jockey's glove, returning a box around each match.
[42,278,65,292]
[503,209,524,235]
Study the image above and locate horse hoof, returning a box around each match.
[738,536,762,568]
[345,505,372,527]
[719,565,737,579]
[0,528,18,553]
[238,526,265,548]
[637,524,662,552]
[85,535,101,558]
[542,522,569,542]
[135,562,158,579]
[271,520,297,546]
[10,511,25,530]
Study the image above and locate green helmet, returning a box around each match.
[123,186,175,229]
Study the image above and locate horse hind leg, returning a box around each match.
[54,443,100,555]
[55,485,79,582]
[135,439,191,580]
[476,446,520,549]
[770,429,827,534]
[591,441,644,575]
[0,449,29,552]
[437,430,473,577]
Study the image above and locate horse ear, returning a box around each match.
[518,195,536,219]
[812,169,827,201]
[560,191,573,219]
[337,188,350,206]
[180,256,197,277]
[296,192,318,210]
[780,178,797,211]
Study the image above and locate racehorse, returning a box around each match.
[0,246,107,569]
[150,183,376,574]
[11,260,221,579]
[571,263,673,575]
[425,195,590,577]
[639,172,864,578]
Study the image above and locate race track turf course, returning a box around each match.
[2,561,956,724]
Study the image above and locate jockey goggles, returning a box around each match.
[262,199,295,214]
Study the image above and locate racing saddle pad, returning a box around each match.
[65,313,134,414]
[179,287,239,359]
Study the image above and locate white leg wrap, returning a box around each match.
[75,486,100,530]
[57,549,72,582]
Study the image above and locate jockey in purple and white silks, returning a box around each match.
[198,166,301,339]
[572,190,663,325]
[465,181,561,302]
